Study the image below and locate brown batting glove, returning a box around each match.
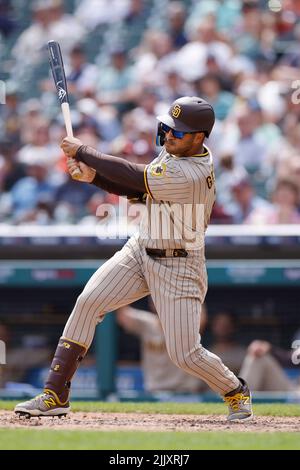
[61,136,83,159]
[67,159,96,183]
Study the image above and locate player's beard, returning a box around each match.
[164,139,176,152]
[165,138,191,157]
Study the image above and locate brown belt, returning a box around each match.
[146,248,188,258]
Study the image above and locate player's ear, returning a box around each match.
[194,132,205,145]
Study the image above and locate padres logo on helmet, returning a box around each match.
[172,104,181,118]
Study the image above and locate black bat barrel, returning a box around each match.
[47,40,69,104]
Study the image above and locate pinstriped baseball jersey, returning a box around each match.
[62,143,241,396]
[140,146,216,251]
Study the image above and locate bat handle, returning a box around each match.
[61,102,82,180]
[70,165,82,180]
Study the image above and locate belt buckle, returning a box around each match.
[173,249,187,258]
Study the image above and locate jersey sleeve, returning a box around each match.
[144,159,193,203]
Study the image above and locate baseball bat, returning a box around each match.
[47,40,82,179]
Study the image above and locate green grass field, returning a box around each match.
[1,402,299,450]
[1,429,299,450]
[2,401,300,416]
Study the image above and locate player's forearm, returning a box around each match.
[91,172,146,201]
[76,145,146,193]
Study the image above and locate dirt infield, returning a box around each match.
[1,411,299,433]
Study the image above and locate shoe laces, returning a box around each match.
[37,392,50,399]
[32,392,54,403]
[224,393,245,411]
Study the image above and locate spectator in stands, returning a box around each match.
[176,15,233,81]
[116,302,208,394]
[274,0,300,43]
[109,92,158,164]
[128,87,160,132]
[277,156,300,197]
[78,192,108,226]
[196,73,235,121]
[270,116,300,168]
[247,100,282,157]
[231,0,265,60]
[109,110,150,160]
[75,102,103,143]
[0,84,21,144]
[19,99,43,143]
[215,152,248,216]
[230,177,272,224]
[159,69,195,103]
[75,98,121,144]
[119,0,150,51]
[12,0,85,66]
[132,30,175,86]
[166,1,188,50]
[17,118,61,171]
[0,321,51,389]
[246,179,300,225]
[231,104,268,173]
[54,176,99,223]
[0,140,25,193]
[209,312,246,376]
[67,45,98,98]
[240,334,300,392]
[0,0,299,226]
[0,0,17,37]
[209,312,300,393]
[9,163,58,223]
[75,0,129,30]
[185,0,241,36]
[97,46,135,112]
[126,122,157,164]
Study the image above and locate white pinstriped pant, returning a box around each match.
[63,235,239,395]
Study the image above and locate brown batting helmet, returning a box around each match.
[156,96,215,137]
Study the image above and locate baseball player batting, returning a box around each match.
[15,97,253,422]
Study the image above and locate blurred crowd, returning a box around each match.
[0,0,300,225]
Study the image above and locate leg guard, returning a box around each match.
[44,337,87,404]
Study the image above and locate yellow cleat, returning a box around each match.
[224,378,253,422]
[14,390,70,418]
